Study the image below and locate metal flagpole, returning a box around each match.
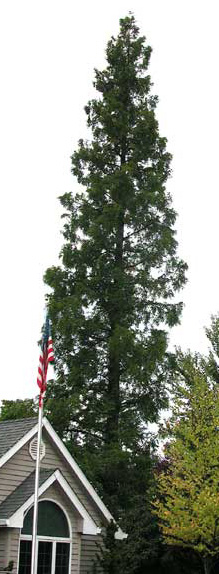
[30,399,43,574]
[30,310,54,574]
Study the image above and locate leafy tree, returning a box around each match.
[44,14,187,512]
[154,349,219,574]
[92,521,123,574]
[0,399,37,420]
[121,500,165,574]
[92,498,203,574]
[160,545,203,574]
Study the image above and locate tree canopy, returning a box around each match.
[44,14,187,513]
[0,399,37,421]
[154,336,219,574]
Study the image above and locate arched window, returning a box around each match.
[22,500,70,538]
[18,500,71,574]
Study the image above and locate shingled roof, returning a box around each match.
[0,416,126,538]
[0,418,37,458]
[0,468,55,519]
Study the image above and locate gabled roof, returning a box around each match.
[0,468,54,519]
[0,418,37,458]
[0,417,126,539]
[0,468,100,535]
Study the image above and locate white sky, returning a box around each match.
[0,0,219,401]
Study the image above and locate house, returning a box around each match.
[0,417,125,574]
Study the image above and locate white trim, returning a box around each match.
[54,471,101,536]
[43,419,126,539]
[35,496,72,540]
[34,537,71,544]
[68,534,72,574]
[51,540,56,574]
[8,469,99,535]
[20,535,71,542]
[115,528,128,540]
[18,538,71,574]
[0,424,38,468]
[43,418,111,518]
[29,436,46,461]
[0,417,127,539]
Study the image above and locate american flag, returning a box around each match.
[37,313,54,407]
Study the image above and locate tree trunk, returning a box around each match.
[105,142,126,446]
[106,346,120,445]
[105,209,124,445]
[203,556,212,574]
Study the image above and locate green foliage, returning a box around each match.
[1,15,189,573]
[45,383,155,518]
[44,15,186,493]
[154,330,219,573]
[3,561,14,572]
[92,500,203,574]
[160,546,203,574]
[0,399,37,421]
[122,500,164,574]
[92,521,123,574]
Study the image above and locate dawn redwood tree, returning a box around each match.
[44,15,187,510]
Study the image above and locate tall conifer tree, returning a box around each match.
[44,14,187,511]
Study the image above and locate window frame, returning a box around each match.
[18,498,72,574]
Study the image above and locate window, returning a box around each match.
[37,542,52,574]
[22,500,69,537]
[18,540,32,574]
[19,501,71,574]
[55,543,70,574]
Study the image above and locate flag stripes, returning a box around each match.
[37,314,54,407]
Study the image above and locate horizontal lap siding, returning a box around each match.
[8,529,20,573]
[0,430,104,528]
[80,535,104,574]
[0,445,35,503]
[41,433,103,527]
[0,428,106,574]
[0,528,9,569]
[0,528,20,572]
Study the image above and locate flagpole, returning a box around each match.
[30,310,54,574]
[31,399,43,574]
